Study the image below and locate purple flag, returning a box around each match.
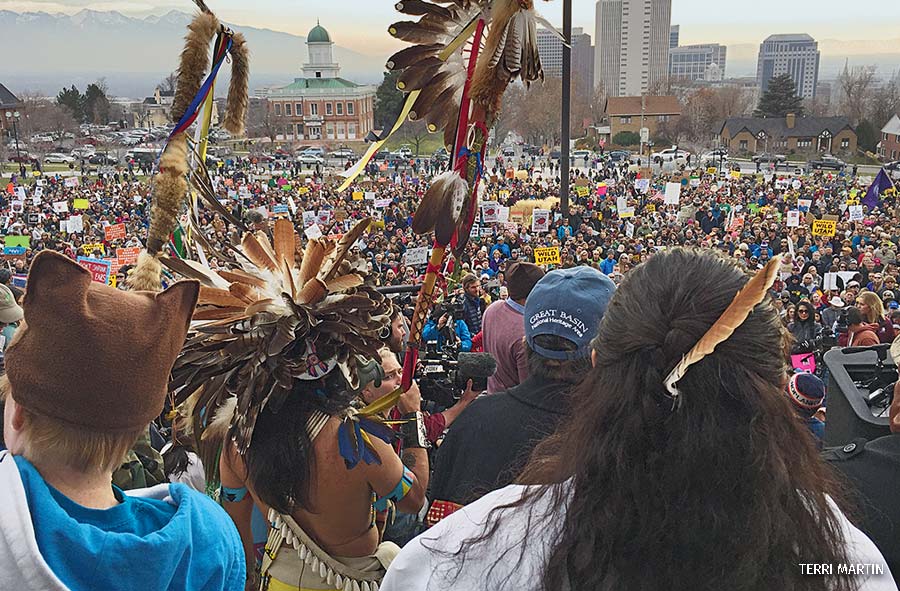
[862,169,895,210]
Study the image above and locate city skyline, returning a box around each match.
[3,0,899,59]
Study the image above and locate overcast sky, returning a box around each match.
[3,0,900,56]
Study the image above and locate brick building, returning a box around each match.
[879,114,900,161]
[604,95,681,140]
[261,23,375,144]
[0,83,24,136]
[720,114,857,156]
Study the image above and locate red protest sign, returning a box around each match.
[116,247,141,266]
[104,223,126,241]
[76,257,111,284]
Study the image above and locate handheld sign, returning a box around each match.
[534,247,560,266]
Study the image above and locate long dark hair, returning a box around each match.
[443,248,856,591]
[242,369,355,514]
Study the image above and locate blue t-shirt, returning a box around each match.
[15,455,245,591]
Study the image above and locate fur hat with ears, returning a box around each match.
[5,251,199,432]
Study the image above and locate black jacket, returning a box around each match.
[429,374,571,506]
[824,435,900,583]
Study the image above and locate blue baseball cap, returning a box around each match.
[524,266,616,360]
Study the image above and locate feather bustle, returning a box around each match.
[299,239,327,286]
[241,232,278,272]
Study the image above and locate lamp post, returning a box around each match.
[559,0,572,217]
[5,111,21,161]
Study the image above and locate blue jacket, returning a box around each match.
[422,319,472,352]
[600,258,616,275]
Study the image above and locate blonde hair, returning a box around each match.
[0,376,144,474]
[857,291,885,324]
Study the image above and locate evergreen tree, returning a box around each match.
[754,74,805,118]
[83,83,111,125]
[57,85,84,123]
[373,71,403,132]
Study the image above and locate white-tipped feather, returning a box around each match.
[201,396,237,441]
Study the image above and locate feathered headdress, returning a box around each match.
[130,1,249,292]
[168,217,394,474]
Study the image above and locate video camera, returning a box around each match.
[414,346,496,413]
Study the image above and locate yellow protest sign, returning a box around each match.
[575,186,589,198]
[534,247,560,266]
[499,190,510,200]
[32,171,42,177]
[707,167,717,175]
[352,191,364,201]
[811,219,837,237]
[73,198,90,209]
[846,199,860,206]
[82,242,106,256]
[299,186,310,195]
[730,170,741,179]
[646,204,656,212]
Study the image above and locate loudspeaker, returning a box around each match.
[823,347,894,447]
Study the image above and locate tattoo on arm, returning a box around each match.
[401,450,417,469]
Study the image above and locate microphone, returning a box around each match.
[456,352,497,392]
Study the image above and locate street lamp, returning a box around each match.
[4,111,21,162]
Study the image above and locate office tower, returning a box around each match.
[669,44,727,81]
[670,24,679,49]
[595,0,673,97]
[536,27,595,92]
[756,34,821,100]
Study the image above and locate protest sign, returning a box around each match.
[82,242,105,256]
[76,257,111,284]
[52,200,68,213]
[792,179,802,190]
[273,204,290,215]
[104,223,126,241]
[848,205,864,222]
[316,210,332,226]
[574,177,589,187]
[787,210,800,227]
[73,198,90,210]
[707,167,718,175]
[481,202,500,223]
[597,183,609,196]
[534,247,561,266]
[404,247,429,266]
[531,209,550,232]
[811,219,837,237]
[3,246,26,257]
[10,201,23,213]
[730,170,741,179]
[625,222,635,238]
[798,198,811,212]
[364,191,377,200]
[634,178,650,194]
[64,176,79,188]
[304,224,323,239]
[4,236,29,248]
[664,182,681,205]
[287,197,297,214]
[497,205,509,223]
[298,186,310,195]
[374,198,392,208]
[575,185,589,198]
[116,247,141,266]
[498,190,510,200]
[352,191,364,201]
[302,210,317,227]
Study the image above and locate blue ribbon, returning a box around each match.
[456,146,484,180]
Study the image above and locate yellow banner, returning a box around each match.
[534,247,560,266]
[575,186,589,198]
[811,219,837,237]
[352,191,364,201]
[73,198,90,209]
[707,167,717,174]
[730,170,741,179]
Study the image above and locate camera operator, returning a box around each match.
[422,302,472,352]
[824,380,900,582]
[428,267,616,510]
[359,349,480,448]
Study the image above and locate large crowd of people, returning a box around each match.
[1,151,899,590]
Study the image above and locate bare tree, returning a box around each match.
[837,64,876,125]
[246,98,288,142]
[159,72,178,94]
[867,70,900,129]
[397,119,430,157]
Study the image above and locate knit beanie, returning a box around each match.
[786,373,825,417]
[506,262,545,302]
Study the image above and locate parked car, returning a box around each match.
[43,153,75,164]
[752,153,786,164]
[549,148,561,159]
[299,147,326,158]
[8,152,37,164]
[432,148,450,163]
[501,146,516,157]
[650,147,690,164]
[807,154,846,172]
[605,150,631,162]
[571,149,592,161]
[700,149,728,165]
[297,153,324,165]
[774,162,804,175]
[88,153,118,165]
[328,148,356,159]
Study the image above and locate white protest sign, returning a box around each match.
[302,210,317,227]
[786,210,800,227]
[11,200,23,213]
[404,247,429,266]
[625,222,635,238]
[664,183,681,205]
[792,179,802,190]
[481,201,500,223]
[287,197,297,215]
[15,187,26,200]
[497,206,509,223]
[64,177,79,188]
[58,220,67,233]
[798,199,811,212]
[316,210,332,226]
[304,224,323,239]
[67,216,84,233]
[364,191,376,200]
[634,178,650,194]
[52,201,68,213]
[848,205,864,222]
[531,209,550,233]
[34,186,43,200]
[374,198,392,208]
